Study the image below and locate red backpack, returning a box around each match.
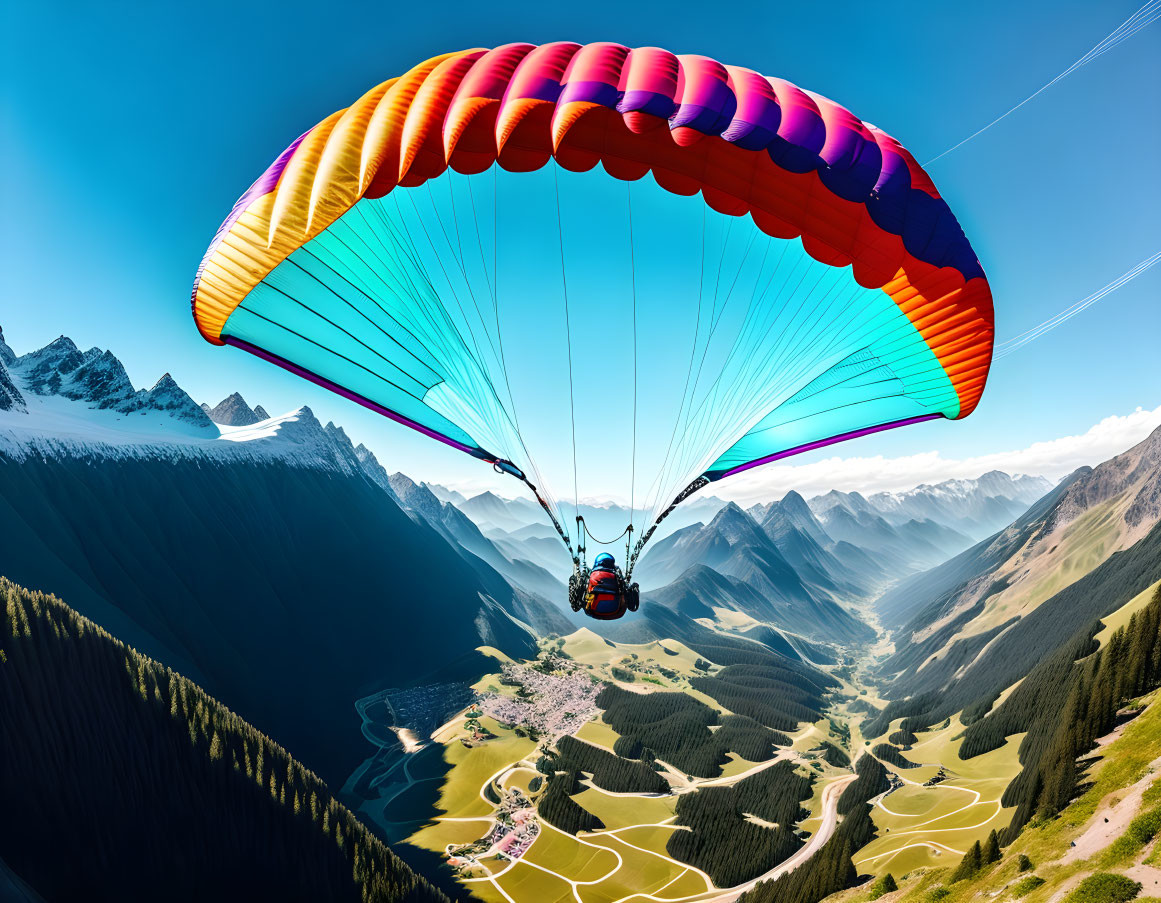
[585,568,623,618]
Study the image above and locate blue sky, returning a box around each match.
[3,0,1159,506]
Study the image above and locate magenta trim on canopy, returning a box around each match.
[712,414,942,480]
[223,336,491,460]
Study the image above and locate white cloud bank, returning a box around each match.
[715,404,1161,504]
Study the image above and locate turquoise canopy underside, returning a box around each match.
[220,172,960,505]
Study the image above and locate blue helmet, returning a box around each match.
[593,553,616,570]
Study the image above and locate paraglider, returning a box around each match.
[191,42,994,613]
[571,552,639,621]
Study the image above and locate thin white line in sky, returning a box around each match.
[995,251,1161,359]
[925,0,1161,166]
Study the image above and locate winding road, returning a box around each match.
[708,773,858,903]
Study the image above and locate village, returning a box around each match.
[446,788,539,875]
[476,657,602,740]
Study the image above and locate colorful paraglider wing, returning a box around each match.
[191,41,993,550]
[701,342,957,482]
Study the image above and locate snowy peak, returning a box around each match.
[8,337,213,430]
[221,405,325,447]
[14,336,85,394]
[62,348,138,409]
[807,471,1053,541]
[0,329,418,513]
[0,357,25,413]
[206,392,264,426]
[140,374,212,427]
[0,326,17,366]
[389,472,443,521]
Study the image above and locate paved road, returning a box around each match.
[709,773,858,903]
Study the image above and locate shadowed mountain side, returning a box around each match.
[0,578,445,903]
[0,357,24,414]
[881,515,1161,714]
[389,473,569,616]
[0,453,540,785]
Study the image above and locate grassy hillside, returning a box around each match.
[819,683,1161,903]
[0,577,446,903]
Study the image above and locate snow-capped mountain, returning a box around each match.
[0,334,403,501]
[0,330,25,413]
[864,471,1052,536]
[9,336,214,430]
[0,327,563,784]
[808,472,1053,540]
[0,327,14,367]
[205,391,267,426]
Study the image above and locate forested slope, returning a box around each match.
[0,453,540,783]
[0,578,445,903]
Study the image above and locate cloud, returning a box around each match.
[715,404,1161,503]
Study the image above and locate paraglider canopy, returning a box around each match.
[191,42,993,575]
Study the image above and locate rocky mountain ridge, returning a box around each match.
[876,422,1161,696]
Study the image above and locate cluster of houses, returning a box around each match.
[478,660,601,739]
[446,788,539,873]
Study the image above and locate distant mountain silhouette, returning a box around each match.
[635,503,874,644]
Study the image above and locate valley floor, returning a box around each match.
[349,590,1161,903]
[353,631,883,902]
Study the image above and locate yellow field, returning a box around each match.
[523,825,620,882]
[719,752,763,777]
[1094,579,1161,647]
[407,816,492,854]
[428,721,536,820]
[494,860,575,903]
[572,786,678,830]
[602,824,684,858]
[575,831,696,902]
[836,690,1161,903]
[500,766,542,795]
[852,720,1025,875]
[577,717,621,750]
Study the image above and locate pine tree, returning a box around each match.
[982,830,1001,864]
[869,873,898,900]
[950,841,982,882]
